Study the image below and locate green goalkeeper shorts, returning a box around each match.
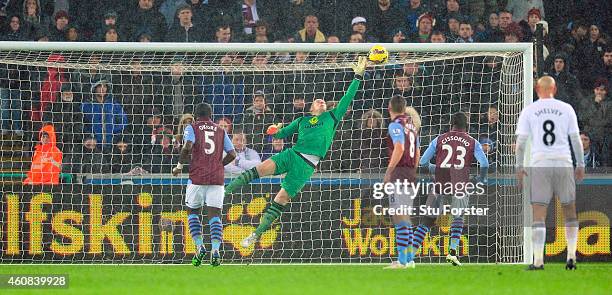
[270,148,316,198]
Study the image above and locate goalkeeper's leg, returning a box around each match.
[225,159,277,195]
[241,189,290,248]
[242,152,315,248]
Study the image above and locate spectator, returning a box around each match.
[214,23,232,42]
[31,54,66,123]
[61,55,112,103]
[23,124,62,185]
[242,89,274,152]
[409,13,433,43]
[174,113,194,149]
[103,25,120,42]
[593,47,612,85]
[390,28,407,43]
[1,14,31,40]
[506,0,544,22]
[404,0,430,35]
[504,22,523,43]
[135,27,154,42]
[203,63,245,122]
[578,78,611,156]
[67,136,108,174]
[498,10,513,34]
[348,32,364,43]
[564,21,588,51]
[125,0,167,42]
[224,131,261,174]
[261,137,286,161]
[110,137,140,174]
[294,15,325,43]
[544,54,581,108]
[64,23,80,41]
[349,16,377,42]
[445,15,460,42]
[216,117,233,135]
[0,62,23,136]
[43,87,83,153]
[164,4,206,42]
[354,109,386,172]
[164,58,204,120]
[521,8,542,42]
[476,11,502,42]
[186,0,212,33]
[48,10,68,41]
[367,0,405,42]
[95,11,125,41]
[575,24,608,89]
[81,79,128,148]
[241,0,271,36]
[462,0,498,25]
[160,0,186,28]
[579,132,602,170]
[439,0,467,32]
[456,21,474,43]
[478,104,499,146]
[284,96,306,122]
[393,73,413,97]
[251,20,270,43]
[429,30,446,43]
[22,0,51,39]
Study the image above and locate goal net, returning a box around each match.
[0,42,532,264]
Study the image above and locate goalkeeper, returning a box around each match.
[226,56,368,248]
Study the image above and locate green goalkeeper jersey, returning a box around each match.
[273,78,361,158]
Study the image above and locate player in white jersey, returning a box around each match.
[515,76,585,271]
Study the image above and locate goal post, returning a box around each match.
[0,42,533,264]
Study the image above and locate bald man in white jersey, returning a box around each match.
[516,76,585,271]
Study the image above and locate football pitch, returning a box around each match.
[0,263,610,295]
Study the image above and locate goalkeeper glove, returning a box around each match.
[351,56,367,76]
[266,123,283,135]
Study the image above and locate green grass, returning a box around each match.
[0,263,610,295]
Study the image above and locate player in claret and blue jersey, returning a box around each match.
[415,112,489,266]
[383,95,420,269]
[172,103,237,267]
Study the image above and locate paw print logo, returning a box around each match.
[225,195,280,256]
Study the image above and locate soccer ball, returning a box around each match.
[368,45,389,64]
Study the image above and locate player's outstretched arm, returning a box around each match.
[473,141,489,182]
[419,136,438,167]
[331,56,366,120]
[271,119,299,139]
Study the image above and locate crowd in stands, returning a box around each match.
[0,0,609,182]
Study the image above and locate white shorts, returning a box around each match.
[185,184,225,209]
[528,167,575,205]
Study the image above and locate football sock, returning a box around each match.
[565,219,578,261]
[209,216,223,252]
[532,222,546,266]
[255,201,285,236]
[410,224,430,255]
[187,214,203,249]
[225,167,259,195]
[449,217,464,253]
[395,221,412,265]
